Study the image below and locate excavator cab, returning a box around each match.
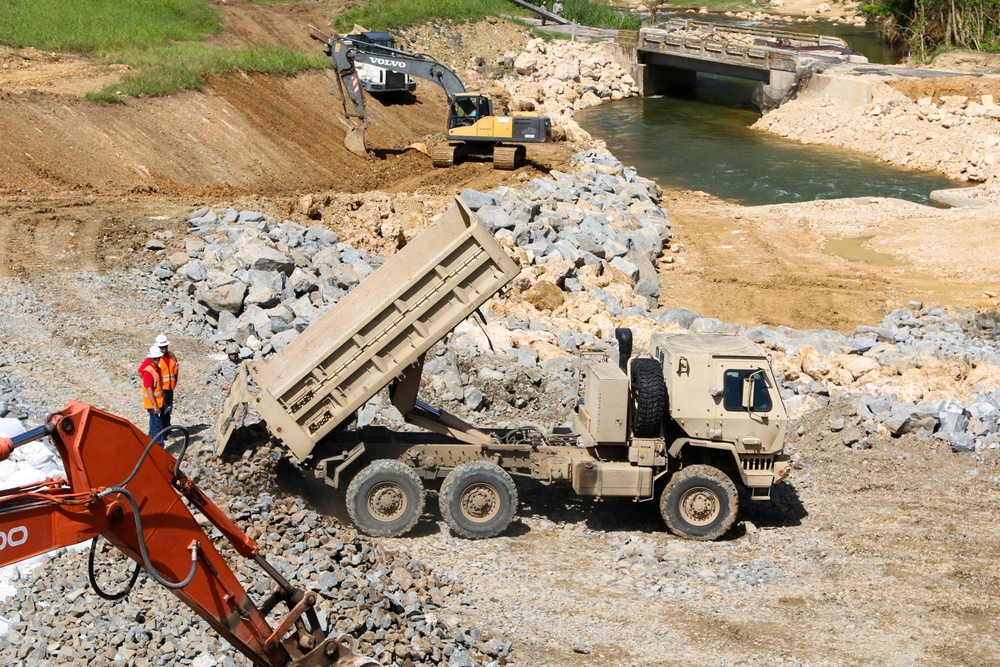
[448,94,494,130]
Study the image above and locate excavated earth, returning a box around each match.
[1,1,999,666]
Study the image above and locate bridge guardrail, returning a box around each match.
[641,28,800,72]
[661,18,849,49]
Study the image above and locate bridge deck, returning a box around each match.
[632,19,862,78]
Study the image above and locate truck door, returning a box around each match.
[714,360,776,445]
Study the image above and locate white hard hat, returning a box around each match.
[155,334,170,347]
[148,345,163,359]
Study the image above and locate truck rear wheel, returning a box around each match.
[439,462,518,539]
[346,459,425,537]
[660,465,738,541]
[630,357,665,438]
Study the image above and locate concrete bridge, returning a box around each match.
[617,19,869,107]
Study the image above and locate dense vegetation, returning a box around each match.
[1,0,220,50]
[862,0,1000,59]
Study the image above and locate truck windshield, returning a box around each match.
[722,369,772,412]
[352,35,395,56]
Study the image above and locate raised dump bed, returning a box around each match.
[213,197,790,544]
[216,198,519,460]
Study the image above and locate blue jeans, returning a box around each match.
[147,408,166,445]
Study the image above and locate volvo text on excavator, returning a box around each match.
[0,402,377,667]
[309,26,551,170]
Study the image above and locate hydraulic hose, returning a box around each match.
[116,425,191,488]
[88,535,141,600]
[97,483,199,589]
[94,426,199,590]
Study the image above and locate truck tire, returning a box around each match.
[439,462,518,539]
[630,357,665,438]
[346,460,425,537]
[660,465,739,541]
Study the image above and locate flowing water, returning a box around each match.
[575,17,958,206]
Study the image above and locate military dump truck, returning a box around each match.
[217,199,789,541]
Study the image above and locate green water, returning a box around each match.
[575,83,957,205]
[577,11,960,210]
[575,16,959,205]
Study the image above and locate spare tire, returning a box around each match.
[631,357,665,438]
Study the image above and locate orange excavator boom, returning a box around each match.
[0,401,377,667]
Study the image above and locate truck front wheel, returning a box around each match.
[439,462,519,539]
[660,465,738,541]
[346,459,426,537]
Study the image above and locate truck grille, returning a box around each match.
[742,455,774,471]
[385,71,406,89]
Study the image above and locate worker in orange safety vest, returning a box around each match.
[154,333,179,428]
[138,345,166,445]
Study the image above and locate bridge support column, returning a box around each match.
[634,64,696,97]
[755,68,799,110]
[769,69,797,96]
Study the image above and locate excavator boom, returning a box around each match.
[0,402,376,667]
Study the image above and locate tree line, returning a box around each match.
[863,0,1000,60]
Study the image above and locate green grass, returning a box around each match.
[1,0,325,100]
[560,0,642,30]
[334,0,516,32]
[332,0,641,32]
[3,0,646,100]
[1,0,220,51]
[85,44,327,103]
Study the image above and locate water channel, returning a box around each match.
[575,16,958,206]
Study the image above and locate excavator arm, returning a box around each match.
[315,34,370,157]
[309,25,468,157]
[0,401,376,667]
[310,26,466,97]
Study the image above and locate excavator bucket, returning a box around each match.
[345,124,367,158]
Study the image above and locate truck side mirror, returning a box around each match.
[741,376,755,411]
[741,370,765,411]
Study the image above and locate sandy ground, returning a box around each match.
[2,2,999,666]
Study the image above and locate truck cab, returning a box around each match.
[571,332,790,539]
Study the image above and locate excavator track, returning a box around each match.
[492,145,526,171]
[432,145,458,168]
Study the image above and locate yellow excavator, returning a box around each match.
[309,26,552,170]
